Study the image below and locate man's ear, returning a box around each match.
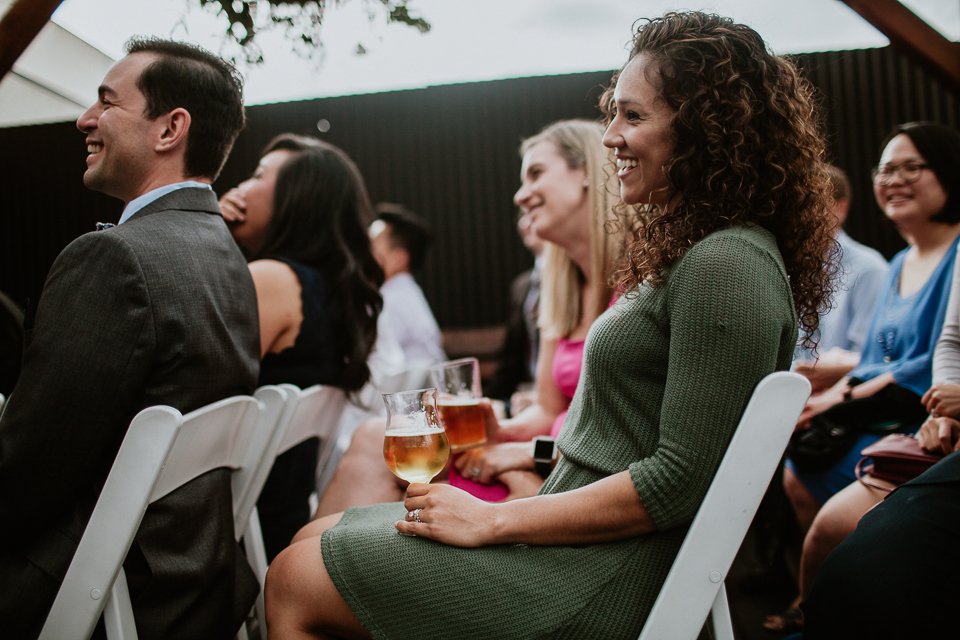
[155,107,191,154]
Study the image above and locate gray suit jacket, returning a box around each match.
[0,188,261,640]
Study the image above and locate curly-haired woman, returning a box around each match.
[264,12,835,639]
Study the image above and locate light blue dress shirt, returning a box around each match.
[118,181,213,225]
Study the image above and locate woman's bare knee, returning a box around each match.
[266,536,370,639]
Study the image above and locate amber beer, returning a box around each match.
[437,397,486,451]
[383,427,450,484]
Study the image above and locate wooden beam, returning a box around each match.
[0,0,65,80]
[841,0,960,94]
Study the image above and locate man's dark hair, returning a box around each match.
[375,203,433,271]
[125,36,245,181]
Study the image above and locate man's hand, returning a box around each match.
[796,383,847,430]
[794,349,859,394]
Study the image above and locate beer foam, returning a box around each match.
[437,396,480,407]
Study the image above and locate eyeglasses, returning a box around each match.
[871,162,929,186]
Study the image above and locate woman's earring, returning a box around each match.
[583,179,590,188]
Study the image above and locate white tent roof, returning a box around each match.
[0,1,114,128]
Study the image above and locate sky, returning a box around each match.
[51,0,960,106]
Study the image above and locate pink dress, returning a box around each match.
[449,337,585,500]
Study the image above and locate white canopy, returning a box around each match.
[0,0,114,128]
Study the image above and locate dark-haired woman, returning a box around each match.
[264,13,834,639]
[771,122,960,633]
[221,134,383,561]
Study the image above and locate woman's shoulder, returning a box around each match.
[248,258,306,300]
[682,224,784,273]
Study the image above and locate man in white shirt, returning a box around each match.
[795,164,888,390]
[370,204,446,366]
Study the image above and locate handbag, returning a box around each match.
[787,382,928,473]
[855,433,943,491]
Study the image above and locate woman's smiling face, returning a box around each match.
[874,134,948,228]
[512,140,590,251]
[602,55,676,207]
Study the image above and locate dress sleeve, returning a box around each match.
[0,232,155,542]
[933,244,960,385]
[629,235,793,531]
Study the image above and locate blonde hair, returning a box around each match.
[519,119,622,339]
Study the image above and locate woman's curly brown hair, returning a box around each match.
[602,12,838,346]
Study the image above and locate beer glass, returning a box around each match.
[382,388,450,484]
[429,357,486,451]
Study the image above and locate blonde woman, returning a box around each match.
[315,119,622,514]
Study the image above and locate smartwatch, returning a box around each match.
[530,436,557,477]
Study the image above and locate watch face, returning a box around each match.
[533,438,554,460]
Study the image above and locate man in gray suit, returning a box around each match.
[0,38,260,639]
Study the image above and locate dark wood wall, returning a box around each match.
[1,45,957,328]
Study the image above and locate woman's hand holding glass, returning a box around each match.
[396,483,499,546]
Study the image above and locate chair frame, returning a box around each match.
[39,387,289,640]
[242,383,348,637]
[637,371,810,640]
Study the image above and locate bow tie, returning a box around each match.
[95,222,116,231]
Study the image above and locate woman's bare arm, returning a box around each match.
[248,259,303,358]
[397,471,654,546]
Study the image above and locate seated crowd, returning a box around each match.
[0,10,957,640]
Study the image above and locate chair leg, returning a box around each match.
[244,509,269,638]
[103,568,139,640]
[709,583,735,640]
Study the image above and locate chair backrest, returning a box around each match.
[239,383,348,638]
[276,384,348,455]
[637,371,810,640]
[39,391,289,640]
[232,386,292,541]
[0,392,5,417]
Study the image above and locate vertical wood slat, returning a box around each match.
[1,46,957,329]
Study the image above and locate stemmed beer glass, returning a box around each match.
[382,388,450,484]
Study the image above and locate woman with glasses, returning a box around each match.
[771,121,960,635]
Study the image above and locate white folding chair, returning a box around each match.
[637,371,810,640]
[0,392,5,416]
[39,387,289,640]
[241,383,348,638]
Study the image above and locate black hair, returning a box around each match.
[125,36,245,181]
[375,203,433,272]
[250,134,384,393]
[880,122,960,224]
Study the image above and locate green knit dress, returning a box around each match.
[321,225,798,639]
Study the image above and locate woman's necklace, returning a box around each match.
[877,267,919,363]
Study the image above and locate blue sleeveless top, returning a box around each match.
[258,258,339,388]
[850,235,960,397]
